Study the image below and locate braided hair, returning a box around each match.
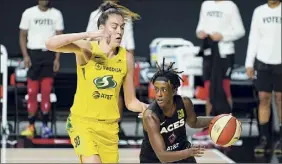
[151,58,184,90]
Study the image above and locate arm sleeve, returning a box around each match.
[196,2,206,34]
[221,3,246,42]
[123,20,135,50]
[19,10,29,30]
[86,11,99,32]
[55,10,64,31]
[245,9,260,68]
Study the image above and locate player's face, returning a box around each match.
[104,14,125,47]
[153,81,175,108]
[38,0,49,7]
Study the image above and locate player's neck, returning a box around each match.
[38,5,48,12]
[161,101,176,117]
[268,1,281,8]
[98,41,117,58]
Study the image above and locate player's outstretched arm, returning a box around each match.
[143,110,204,163]
[45,30,105,54]
[123,51,148,113]
[182,97,213,128]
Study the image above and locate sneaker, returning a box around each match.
[21,125,35,138]
[254,137,271,154]
[41,125,53,138]
[192,129,209,140]
[274,140,282,154]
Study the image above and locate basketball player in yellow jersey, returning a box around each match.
[45,1,147,163]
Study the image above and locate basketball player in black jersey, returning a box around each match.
[140,59,215,163]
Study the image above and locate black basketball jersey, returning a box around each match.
[140,95,196,163]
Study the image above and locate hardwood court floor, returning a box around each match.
[3,148,235,163]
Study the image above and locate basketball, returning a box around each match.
[208,114,242,147]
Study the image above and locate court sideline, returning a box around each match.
[4,148,235,163]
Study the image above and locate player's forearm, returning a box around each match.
[126,99,147,113]
[55,52,60,61]
[193,116,214,128]
[45,32,89,51]
[157,149,189,163]
[19,34,29,58]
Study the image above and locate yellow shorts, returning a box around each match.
[66,114,119,163]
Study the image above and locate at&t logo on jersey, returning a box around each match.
[160,118,185,134]
[92,91,113,100]
[167,143,179,151]
[93,75,117,89]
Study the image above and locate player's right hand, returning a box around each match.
[186,145,205,157]
[197,31,207,39]
[23,56,32,68]
[87,29,110,42]
[246,67,255,79]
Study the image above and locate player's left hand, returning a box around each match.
[210,32,223,41]
[53,59,60,72]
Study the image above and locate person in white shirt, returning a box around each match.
[86,0,137,138]
[245,0,281,155]
[19,0,64,138]
[193,0,245,140]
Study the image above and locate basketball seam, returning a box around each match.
[216,116,235,145]
[209,114,229,143]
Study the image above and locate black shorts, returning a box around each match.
[202,55,234,81]
[254,59,282,92]
[27,49,55,80]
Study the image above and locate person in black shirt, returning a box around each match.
[140,58,215,163]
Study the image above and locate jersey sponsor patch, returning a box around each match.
[93,75,117,89]
[166,143,179,151]
[95,63,122,73]
[177,109,185,119]
[92,91,113,100]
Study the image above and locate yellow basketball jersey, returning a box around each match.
[70,41,127,120]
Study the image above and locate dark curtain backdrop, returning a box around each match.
[0,0,266,70]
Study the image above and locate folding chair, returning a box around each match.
[13,67,57,137]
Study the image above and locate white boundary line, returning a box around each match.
[212,149,235,163]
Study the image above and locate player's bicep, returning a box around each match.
[144,113,167,155]
[20,29,28,38]
[182,97,197,128]
[123,52,137,103]
[57,40,92,66]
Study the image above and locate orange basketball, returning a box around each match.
[208,114,242,147]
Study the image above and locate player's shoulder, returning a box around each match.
[254,3,268,12]
[202,1,211,6]
[49,7,63,15]
[125,49,134,61]
[143,105,159,123]
[224,1,238,7]
[23,6,37,14]
[180,96,194,108]
[181,96,192,102]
